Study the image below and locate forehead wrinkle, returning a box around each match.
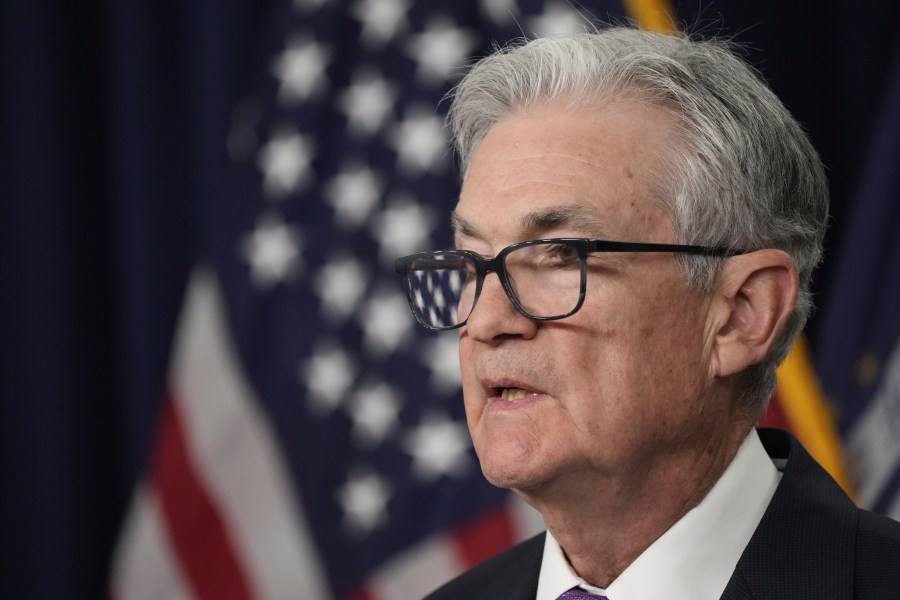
[451,205,614,246]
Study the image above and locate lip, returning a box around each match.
[482,379,548,411]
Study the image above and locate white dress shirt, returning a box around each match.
[535,429,781,600]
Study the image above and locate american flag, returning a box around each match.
[109,1,641,598]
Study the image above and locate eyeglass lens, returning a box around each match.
[404,242,584,329]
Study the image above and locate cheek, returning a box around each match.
[567,282,707,412]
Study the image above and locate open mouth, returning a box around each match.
[500,387,533,400]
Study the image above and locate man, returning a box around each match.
[394,27,900,599]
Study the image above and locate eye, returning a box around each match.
[549,243,580,264]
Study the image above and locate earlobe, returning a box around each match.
[710,250,799,378]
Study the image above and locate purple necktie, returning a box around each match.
[557,587,608,599]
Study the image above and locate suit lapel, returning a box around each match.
[482,533,543,599]
[720,429,857,600]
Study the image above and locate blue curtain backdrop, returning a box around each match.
[0,2,266,597]
[0,1,897,598]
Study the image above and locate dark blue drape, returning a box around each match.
[0,1,267,597]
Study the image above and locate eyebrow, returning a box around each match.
[450,211,476,237]
[451,205,609,240]
[520,205,608,235]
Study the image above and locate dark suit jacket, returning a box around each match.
[424,429,900,599]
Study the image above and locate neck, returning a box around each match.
[519,424,750,587]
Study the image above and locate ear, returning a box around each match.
[709,250,799,378]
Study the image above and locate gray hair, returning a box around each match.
[447,27,829,418]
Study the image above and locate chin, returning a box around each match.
[475,435,547,490]
[480,462,536,490]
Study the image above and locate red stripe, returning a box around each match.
[758,391,790,430]
[453,505,516,567]
[343,586,377,600]
[152,390,253,600]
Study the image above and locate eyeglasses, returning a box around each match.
[394,238,744,331]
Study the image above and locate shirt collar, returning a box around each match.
[536,429,781,600]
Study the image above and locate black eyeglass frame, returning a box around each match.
[394,238,746,331]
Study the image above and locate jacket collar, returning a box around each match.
[720,428,857,599]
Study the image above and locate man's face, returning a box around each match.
[454,100,726,495]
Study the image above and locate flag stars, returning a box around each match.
[348,382,403,448]
[528,2,588,37]
[406,18,478,85]
[240,213,304,289]
[855,352,880,387]
[257,126,315,199]
[325,165,383,229]
[351,0,409,47]
[300,342,357,415]
[358,290,414,358]
[338,70,398,136]
[336,470,393,537]
[313,256,370,323]
[371,196,435,261]
[403,413,472,482]
[448,269,462,294]
[420,336,462,395]
[388,108,448,174]
[414,288,425,311]
[432,288,446,311]
[480,0,518,26]
[271,36,331,105]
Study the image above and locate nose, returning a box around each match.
[463,271,538,344]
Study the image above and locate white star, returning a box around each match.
[300,341,357,415]
[351,0,409,47]
[348,381,402,447]
[256,126,315,199]
[336,470,393,537]
[313,256,370,323]
[270,36,331,105]
[405,17,479,85]
[338,69,398,136]
[528,2,589,37]
[403,412,472,482]
[370,194,436,262]
[480,0,518,26]
[324,165,383,229]
[357,289,415,358]
[421,335,462,395]
[239,213,303,289]
[387,107,448,174]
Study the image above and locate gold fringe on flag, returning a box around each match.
[623,0,678,34]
